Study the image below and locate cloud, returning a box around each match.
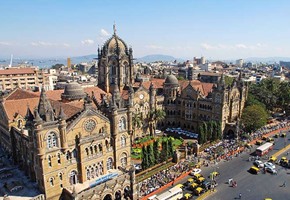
[0,42,11,46]
[145,45,164,49]
[201,43,267,50]
[100,29,110,37]
[81,39,94,45]
[31,41,70,47]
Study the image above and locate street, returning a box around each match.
[171,131,290,200]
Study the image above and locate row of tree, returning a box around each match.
[249,78,290,113]
[198,121,222,144]
[141,138,174,170]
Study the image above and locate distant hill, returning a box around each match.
[137,54,184,63]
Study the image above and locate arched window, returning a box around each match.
[66,151,71,160]
[95,166,99,177]
[48,155,52,167]
[121,135,126,147]
[49,177,54,186]
[98,144,102,154]
[47,132,58,149]
[59,173,63,181]
[85,148,89,156]
[86,168,91,180]
[107,157,113,170]
[69,170,78,185]
[120,153,127,168]
[57,153,61,164]
[90,146,93,155]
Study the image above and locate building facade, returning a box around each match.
[0,27,138,200]
[163,73,248,138]
[0,67,45,91]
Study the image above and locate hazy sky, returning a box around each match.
[1,0,290,60]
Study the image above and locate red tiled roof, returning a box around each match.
[0,68,36,75]
[5,88,39,100]
[141,78,165,90]
[179,80,213,97]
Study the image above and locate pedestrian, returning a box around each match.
[282,181,286,187]
[239,193,242,199]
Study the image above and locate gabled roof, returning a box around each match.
[5,88,39,101]
[141,78,165,90]
[179,80,213,97]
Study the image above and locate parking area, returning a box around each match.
[0,149,42,200]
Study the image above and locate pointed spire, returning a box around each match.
[25,104,34,121]
[34,108,42,124]
[113,22,117,35]
[38,86,55,122]
[58,105,66,120]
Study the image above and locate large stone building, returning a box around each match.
[162,73,248,138]
[0,27,139,200]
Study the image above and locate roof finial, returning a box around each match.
[113,22,117,35]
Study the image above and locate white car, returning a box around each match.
[265,167,277,174]
[190,168,202,176]
[254,160,264,168]
[264,162,276,169]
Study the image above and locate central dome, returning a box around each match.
[102,33,128,56]
[61,81,86,101]
[165,74,179,85]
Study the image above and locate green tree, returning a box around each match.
[198,124,206,144]
[167,138,174,158]
[241,104,268,132]
[146,144,155,168]
[141,146,149,169]
[161,140,168,162]
[153,140,159,164]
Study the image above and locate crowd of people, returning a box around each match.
[138,161,190,197]
[137,119,290,198]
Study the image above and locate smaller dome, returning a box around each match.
[165,74,178,85]
[61,82,86,101]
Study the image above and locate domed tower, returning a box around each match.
[61,81,86,102]
[164,73,179,101]
[98,24,134,94]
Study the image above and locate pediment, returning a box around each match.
[181,84,200,99]
[66,108,110,132]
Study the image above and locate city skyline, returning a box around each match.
[1,0,290,60]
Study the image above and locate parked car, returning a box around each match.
[264,162,276,169]
[254,160,264,168]
[265,167,277,174]
[269,156,277,163]
[190,168,202,176]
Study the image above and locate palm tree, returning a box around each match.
[132,113,142,141]
[150,109,166,136]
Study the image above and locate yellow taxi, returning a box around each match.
[194,187,204,196]
[267,137,274,142]
[193,173,202,180]
[262,136,268,140]
[256,140,263,145]
[274,133,279,138]
[269,156,277,163]
[184,193,192,199]
[249,166,260,174]
[281,133,286,137]
[245,143,252,148]
[189,182,199,190]
[196,177,205,184]
[175,183,185,189]
[186,178,194,185]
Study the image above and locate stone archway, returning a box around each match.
[115,190,122,200]
[226,129,235,139]
[123,186,131,200]
[103,194,112,200]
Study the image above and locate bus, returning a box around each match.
[256,142,273,156]
[154,186,183,200]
